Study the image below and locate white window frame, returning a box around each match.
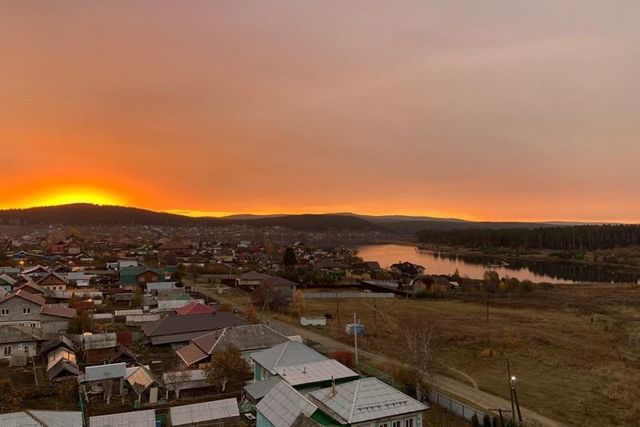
[1,309,8,315]
[23,307,31,314]
[392,421,402,427]
[3,346,11,356]
[405,418,414,427]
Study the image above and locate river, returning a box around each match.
[356,244,640,284]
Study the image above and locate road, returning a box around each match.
[197,284,565,427]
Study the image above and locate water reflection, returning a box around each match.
[357,244,640,283]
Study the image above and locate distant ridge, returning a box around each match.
[0,203,607,234]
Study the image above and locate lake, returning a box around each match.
[356,244,640,284]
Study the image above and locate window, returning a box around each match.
[392,421,402,427]
[3,346,11,356]
[23,308,31,314]
[24,346,30,354]
[0,309,8,315]
[405,419,414,427]
[379,423,389,427]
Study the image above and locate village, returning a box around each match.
[0,224,496,427]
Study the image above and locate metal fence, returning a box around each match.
[428,389,487,423]
[303,292,395,299]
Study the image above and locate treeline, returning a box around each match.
[417,225,640,251]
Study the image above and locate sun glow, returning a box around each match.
[23,187,127,209]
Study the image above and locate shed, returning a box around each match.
[90,409,156,427]
[169,398,240,426]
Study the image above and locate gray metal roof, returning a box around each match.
[169,398,239,426]
[256,381,317,427]
[89,409,156,427]
[82,333,117,350]
[252,341,327,374]
[243,377,282,401]
[191,324,290,355]
[276,359,358,387]
[85,362,127,382]
[308,377,428,424]
[0,410,83,427]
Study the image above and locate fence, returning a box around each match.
[303,292,395,299]
[428,389,488,423]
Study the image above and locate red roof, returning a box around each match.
[0,289,45,306]
[175,301,216,316]
[41,304,77,319]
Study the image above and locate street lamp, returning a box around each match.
[507,360,523,423]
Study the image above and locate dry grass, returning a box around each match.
[293,284,640,427]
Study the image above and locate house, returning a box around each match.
[256,381,319,427]
[307,377,428,427]
[162,369,211,399]
[273,359,358,389]
[119,266,166,287]
[169,398,240,427]
[0,290,76,336]
[90,409,156,427]
[174,301,216,316]
[176,324,290,367]
[0,324,43,359]
[252,341,327,382]
[0,274,16,294]
[146,281,177,294]
[0,410,83,427]
[43,336,79,383]
[390,262,425,277]
[36,272,69,294]
[141,312,248,347]
[82,332,118,363]
[237,271,272,289]
[125,365,163,404]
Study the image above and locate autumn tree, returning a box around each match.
[0,379,21,411]
[58,378,79,404]
[282,247,298,270]
[204,345,252,392]
[289,289,306,317]
[397,316,436,402]
[245,304,260,324]
[68,310,92,334]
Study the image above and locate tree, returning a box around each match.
[483,271,500,293]
[68,310,92,334]
[282,247,298,270]
[289,290,305,317]
[245,304,260,324]
[397,316,436,402]
[58,378,78,404]
[204,345,252,392]
[0,379,21,411]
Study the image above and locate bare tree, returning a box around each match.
[397,316,436,402]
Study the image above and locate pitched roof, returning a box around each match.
[243,377,282,401]
[169,398,239,426]
[175,343,208,366]
[252,341,327,375]
[257,381,317,427]
[0,410,83,427]
[48,359,80,382]
[174,301,216,316]
[41,305,77,319]
[291,414,322,427]
[108,343,138,364]
[192,324,289,355]
[142,312,247,338]
[0,273,17,286]
[0,289,45,306]
[275,359,359,387]
[89,409,156,427]
[82,333,117,350]
[0,324,43,344]
[239,271,272,281]
[262,276,298,288]
[307,377,428,424]
[42,336,76,355]
[36,272,68,286]
[13,281,46,295]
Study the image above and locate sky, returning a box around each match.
[1,1,639,222]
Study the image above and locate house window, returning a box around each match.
[23,308,31,314]
[379,423,389,427]
[405,419,414,427]
[1,309,8,315]
[3,346,11,356]
[392,421,401,427]
[24,346,30,354]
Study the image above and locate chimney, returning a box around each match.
[331,376,336,396]
[303,366,307,374]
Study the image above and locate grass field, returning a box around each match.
[255,284,640,427]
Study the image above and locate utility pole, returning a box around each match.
[372,298,378,336]
[353,312,359,365]
[486,291,490,323]
[507,359,522,422]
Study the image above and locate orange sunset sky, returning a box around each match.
[1,1,639,222]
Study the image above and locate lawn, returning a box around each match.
[288,284,640,426]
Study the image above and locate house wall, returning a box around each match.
[256,411,274,427]
[0,341,37,359]
[352,412,423,427]
[0,298,43,327]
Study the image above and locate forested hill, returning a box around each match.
[417,225,640,250]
